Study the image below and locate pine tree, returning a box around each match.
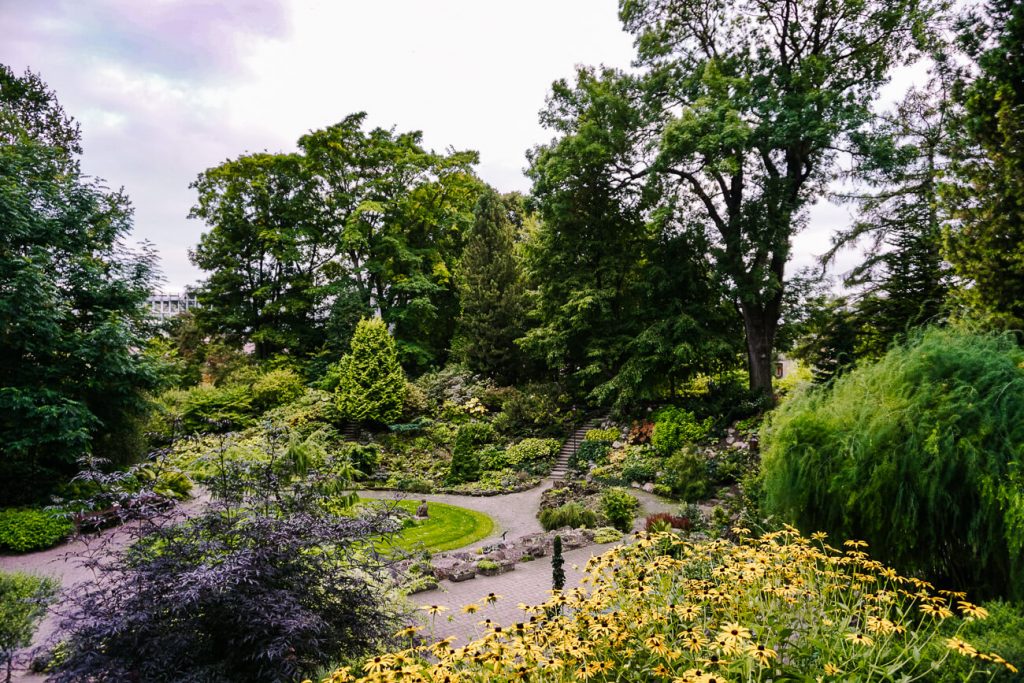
[335,318,406,424]
[456,189,526,384]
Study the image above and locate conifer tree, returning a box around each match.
[335,318,406,424]
[943,0,1024,329]
[551,535,565,591]
[456,189,527,384]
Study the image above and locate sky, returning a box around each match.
[2,0,892,291]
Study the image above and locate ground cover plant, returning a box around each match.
[761,328,1024,600]
[360,499,493,553]
[326,528,1018,682]
[0,508,72,552]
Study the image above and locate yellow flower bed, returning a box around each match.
[319,527,1016,682]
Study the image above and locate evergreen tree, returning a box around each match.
[551,535,565,591]
[943,0,1024,329]
[335,318,406,424]
[827,79,951,358]
[456,189,527,384]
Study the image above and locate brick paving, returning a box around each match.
[407,541,621,647]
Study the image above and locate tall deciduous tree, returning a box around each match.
[189,113,481,369]
[526,68,739,407]
[456,189,527,384]
[617,0,935,394]
[943,0,1024,329]
[0,66,158,503]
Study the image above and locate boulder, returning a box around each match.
[642,482,656,493]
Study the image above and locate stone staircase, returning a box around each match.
[549,415,607,480]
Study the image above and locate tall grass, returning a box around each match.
[761,328,1024,600]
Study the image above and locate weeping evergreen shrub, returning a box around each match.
[760,328,1024,600]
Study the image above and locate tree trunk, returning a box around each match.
[741,304,776,396]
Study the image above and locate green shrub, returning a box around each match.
[651,406,713,454]
[584,428,619,442]
[600,488,639,533]
[661,448,711,502]
[490,383,569,437]
[0,508,73,552]
[761,328,1024,600]
[570,440,611,471]
[446,421,495,485]
[621,449,661,483]
[132,465,193,501]
[249,368,305,413]
[339,443,380,478]
[179,384,254,433]
[477,445,508,471]
[925,601,1024,682]
[1,571,59,673]
[335,318,407,424]
[592,527,624,544]
[504,438,561,473]
[539,503,597,531]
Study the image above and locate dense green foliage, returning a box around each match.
[446,421,495,485]
[943,0,1024,330]
[456,189,528,383]
[335,318,407,424]
[0,66,158,504]
[827,77,951,359]
[190,113,481,367]
[928,601,1024,683]
[539,503,597,531]
[525,67,739,406]
[660,449,712,502]
[650,407,712,455]
[586,0,934,393]
[0,571,58,678]
[761,328,1024,599]
[0,507,73,552]
[600,487,639,533]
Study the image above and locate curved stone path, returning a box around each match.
[0,480,681,680]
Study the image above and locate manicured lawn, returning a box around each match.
[359,499,494,553]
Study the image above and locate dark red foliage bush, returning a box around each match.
[644,512,691,532]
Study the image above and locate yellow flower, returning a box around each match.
[717,622,752,646]
[919,602,954,619]
[422,604,449,616]
[746,643,777,666]
[461,603,480,614]
[823,663,842,676]
[946,637,978,658]
[483,592,502,604]
[845,632,874,646]
[652,662,673,677]
[957,601,989,620]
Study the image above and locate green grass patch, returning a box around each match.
[360,499,494,553]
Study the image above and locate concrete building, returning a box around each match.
[146,292,197,320]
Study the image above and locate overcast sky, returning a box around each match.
[3,0,886,291]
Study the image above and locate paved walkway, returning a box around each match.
[0,480,680,679]
[407,540,621,647]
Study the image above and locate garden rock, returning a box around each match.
[642,482,655,493]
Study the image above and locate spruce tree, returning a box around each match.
[943,0,1024,329]
[335,318,406,424]
[456,189,526,384]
